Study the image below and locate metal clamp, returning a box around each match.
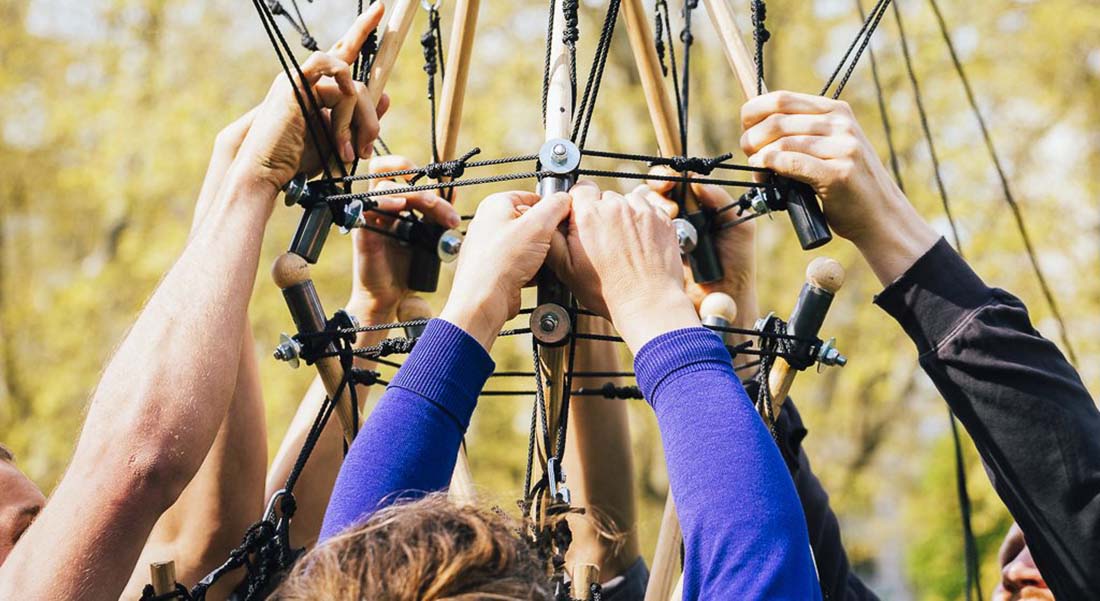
[530,303,572,346]
[547,457,571,505]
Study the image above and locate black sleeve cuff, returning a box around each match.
[873,237,994,355]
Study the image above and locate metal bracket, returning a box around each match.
[547,457,571,505]
[538,138,582,176]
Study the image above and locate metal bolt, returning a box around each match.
[437,229,463,262]
[283,173,308,207]
[673,218,698,253]
[817,338,847,367]
[339,200,364,234]
[540,314,559,333]
[273,333,301,368]
[551,143,568,165]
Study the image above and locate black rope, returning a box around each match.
[541,0,557,127]
[422,4,446,164]
[820,0,893,99]
[326,152,539,184]
[575,168,759,189]
[750,0,770,96]
[265,0,319,51]
[410,147,482,185]
[649,152,734,176]
[891,1,961,252]
[854,0,904,192]
[325,170,551,202]
[925,0,1077,365]
[572,0,623,149]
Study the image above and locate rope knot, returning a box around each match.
[651,152,733,176]
[421,30,438,76]
[412,147,481,184]
[301,34,319,51]
[378,337,418,357]
[562,0,580,45]
[350,368,382,386]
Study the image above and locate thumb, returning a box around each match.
[518,191,572,236]
[546,222,571,280]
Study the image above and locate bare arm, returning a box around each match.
[121,113,269,598]
[563,315,640,580]
[0,168,275,600]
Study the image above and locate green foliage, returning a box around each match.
[1,0,1097,597]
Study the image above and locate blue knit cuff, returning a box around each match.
[634,327,734,406]
[389,318,495,431]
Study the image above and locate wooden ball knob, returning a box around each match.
[397,295,433,321]
[271,253,311,289]
[700,292,738,323]
[806,257,845,294]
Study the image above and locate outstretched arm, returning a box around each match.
[0,12,384,598]
[121,111,268,598]
[320,190,572,538]
[741,90,1100,599]
[550,181,820,599]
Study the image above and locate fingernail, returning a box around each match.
[448,214,461,228]
[341,140,355,163]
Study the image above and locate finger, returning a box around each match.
[689,182,735,215]
[300,53,355,95]
[477,191,540,220]
[327,91,358,163]
[748,134,860,162]
[546,221,572,279]
[747,148,830,186]
[569,179,602,204]
[327,3,386,65]
[740,113,844,156]
[350,81,380,158]
[369,154,419,178]
[519,191,572,235]
[401,189,461,229]
[740,90,839,131]
[633,184,679,217]
[645,165,679,195]
[377,93,391,120]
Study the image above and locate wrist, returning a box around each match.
[346,292,398,324]
[439,294,504,352]
[610,287,701,353]
[851,197,939,286]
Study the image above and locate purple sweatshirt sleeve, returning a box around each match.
[634,327,821,600]
[319,318,494,540]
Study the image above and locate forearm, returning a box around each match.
[124,325,267,597]
[635,328,820,599]
[0,171,274,600]
[876,239,1100,598]
[562,315,640,578]
[848,188,939,287]
[266,300,391,548]
[319,319,493,540]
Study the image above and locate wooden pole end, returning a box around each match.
[806,257,845,293]
[272,252,311,289]
[700,292,738,324]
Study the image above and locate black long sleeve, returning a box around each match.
[874,238,1100,599]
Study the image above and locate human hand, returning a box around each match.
[643,169,758,323]
[347,155,461,321]
[440,191,571,350]
[740,90,938,283]
[547,181,699,352]
[233,5,388,198]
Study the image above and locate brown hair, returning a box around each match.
[273,493,551,600]
[0,444,12,463]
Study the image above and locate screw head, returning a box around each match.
[551,143,568,163]
[539,314,559,332]
[673,218,698,253]
[437,229,463,262]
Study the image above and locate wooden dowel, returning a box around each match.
[644,494,683,601]
[702,0,761,100]
[273,253,359,443]
[436,0,481,162]
[544,0,574,140]
[572,563,601,600]
[367,0,419,102]
[149,561,176,596]
[622,0,708,220]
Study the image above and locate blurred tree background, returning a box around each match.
[2,0,1098,598]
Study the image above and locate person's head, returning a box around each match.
[274,494,549,600]
[993,523,1052,601]
[0,444,46,565]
